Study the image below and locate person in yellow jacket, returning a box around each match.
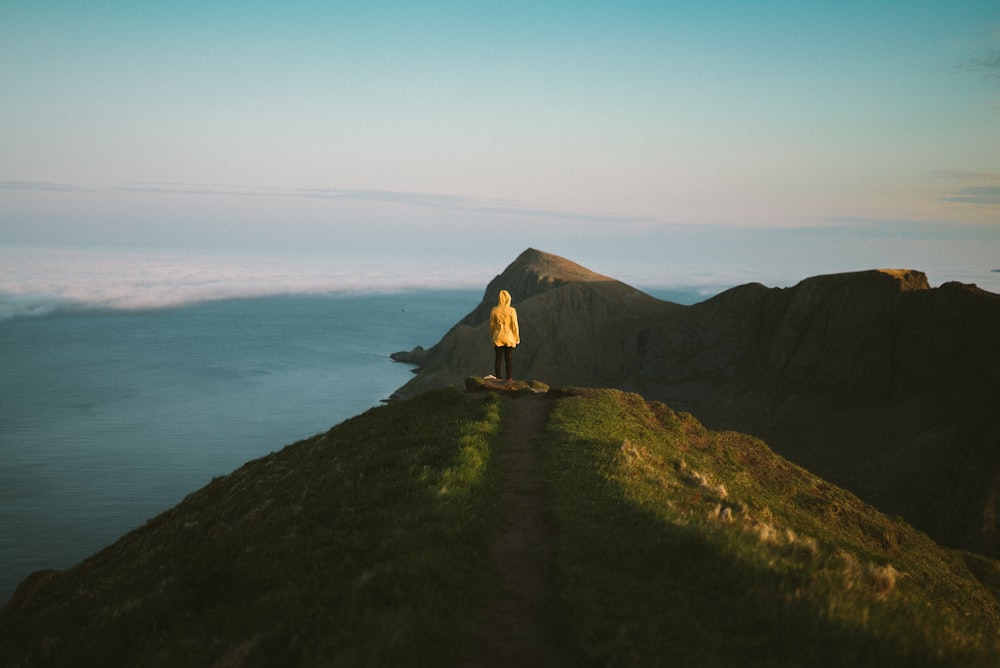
[489,289,520,381]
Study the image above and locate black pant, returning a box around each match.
[494,346,514,380]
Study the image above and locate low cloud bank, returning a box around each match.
[0,246,785,320]
[3,245,997,321]
[0,247,491,321]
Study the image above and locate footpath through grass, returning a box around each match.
[4,385,1000,667]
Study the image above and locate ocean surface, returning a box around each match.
[0,290,483,604]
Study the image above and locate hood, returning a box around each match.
[497,290,511,307]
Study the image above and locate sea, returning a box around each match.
[0,290,485,604]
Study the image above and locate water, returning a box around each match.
[0,290,480,603]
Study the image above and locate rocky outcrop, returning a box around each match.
[390,345,427,366]
[394,249,1000,556]
[392,248,683,397]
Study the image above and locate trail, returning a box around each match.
[462,392,577,667]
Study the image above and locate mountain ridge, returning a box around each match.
[393,249,1000,557]
[3,386,999,665]
[4,249,999,665]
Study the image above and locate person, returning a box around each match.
[489,289,520,381]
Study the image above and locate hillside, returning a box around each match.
[2,386,998,666]
[392,249,1000,558]
[392,248,681,396]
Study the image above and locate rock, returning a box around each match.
[390,345,427,365]
[464,376,549,396]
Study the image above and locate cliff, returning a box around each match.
[395,249,1000,556]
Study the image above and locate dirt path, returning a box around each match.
[462,392,577,667]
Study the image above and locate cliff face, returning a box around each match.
[395,249,1000,555]
[648,270,1000,555]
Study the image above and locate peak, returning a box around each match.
[455,249,642,329]
[799,268,930,292]
[477,249,619,314]
[875,268,931,290]
[506,248,615,285]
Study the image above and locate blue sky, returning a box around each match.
[2,1,999,305]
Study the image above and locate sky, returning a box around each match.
[2,0,999,311]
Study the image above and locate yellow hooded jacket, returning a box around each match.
[489,290,520,348]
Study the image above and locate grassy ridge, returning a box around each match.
[3,386,999,666]
[543,388,1000,666]
[0,389,505,667]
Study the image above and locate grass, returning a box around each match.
[3,385,1000,666]
[542,387,1000,666]
[0,388,506,667]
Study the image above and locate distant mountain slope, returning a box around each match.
[2,387,998,666]
[393,249,1000,557]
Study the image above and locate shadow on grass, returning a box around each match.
[542,392,991,668]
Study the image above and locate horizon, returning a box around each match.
[2,243,998,323]
[2,2,999,306]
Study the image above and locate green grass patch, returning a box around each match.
[6,385,1000,666]
[0,388,505,667]
[542,388,1000,667]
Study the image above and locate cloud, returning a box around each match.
[0,180,86,192]
[960,49,1000,81]
[0,246,492,321]
[933,170,1000,182]
[934,171,1000,208]
[818,217,1000,242]
[317,189,645,225]
[940,186,1000,206]
[113,182,507,209]
[111,184,254,197]
[108,182,645,226]
[310,188,505,211]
